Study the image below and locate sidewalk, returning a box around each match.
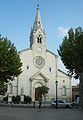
[0,102,51,108]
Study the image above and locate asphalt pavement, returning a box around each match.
[0,106,83,120]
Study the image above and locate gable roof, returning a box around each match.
[58,69,71,77]
[18,48,32,53]
[30,71,49,82]
[46,49,58,58]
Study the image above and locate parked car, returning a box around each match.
[51,99,72,108]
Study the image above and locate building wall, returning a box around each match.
[7,49,72,101]
[57,70,72,101]
[17,49,57,101]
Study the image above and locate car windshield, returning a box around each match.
[58,100,65,103]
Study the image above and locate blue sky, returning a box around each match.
[0,0,82,85]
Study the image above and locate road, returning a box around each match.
[0,106,83,120]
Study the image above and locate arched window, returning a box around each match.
[62,86,66,96]
[37,37,40,43]
[37,35,42,43]
[27,65,29,70]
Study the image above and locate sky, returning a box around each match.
[0,0,82,85]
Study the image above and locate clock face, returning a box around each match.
[33,56,45,68]
[37,47,42,52]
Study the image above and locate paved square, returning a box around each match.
[0,107,83,120]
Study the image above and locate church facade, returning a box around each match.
[7,7,72,102]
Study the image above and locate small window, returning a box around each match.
[40,37,41,43]
[37,37,40,43]
[49,67,52,72]
[27,65,29,70]
[37,35,42,43]
[63,80,65,82]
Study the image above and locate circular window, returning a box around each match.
[33,56,45,68]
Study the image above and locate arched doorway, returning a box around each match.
[35,87,42,101]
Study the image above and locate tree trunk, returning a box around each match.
[79,72,83,109]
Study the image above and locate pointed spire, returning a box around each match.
[33,4,43,31]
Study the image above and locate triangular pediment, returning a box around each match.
[30,71,49,82]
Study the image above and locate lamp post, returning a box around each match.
[55,80,58,109]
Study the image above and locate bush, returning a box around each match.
[12,95,20,104]
[3,95,8,102]
[3,95,32,104]
[24,95,32,104]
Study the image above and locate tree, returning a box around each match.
[0,35,22,95]
[37,86,49,101]
[0,81,7,95]
[57,27,83,108]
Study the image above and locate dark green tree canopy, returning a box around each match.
[37,86,49,96]
[0,81,7,95]
[58,27,83,78]
[0,35,22,83]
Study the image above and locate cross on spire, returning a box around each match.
[32,4,43,31]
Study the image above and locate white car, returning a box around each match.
[51,99,72,108]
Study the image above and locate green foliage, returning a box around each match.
[12,95,20,104]
[3,95,8,102]
[0,35,22,94]
[37,86,49,96]
[58,27,83,108]
[0,35,22,83]
[3,95,32,104]
[0,81,7,95]
[58,27,83,78]
[24,95,32,104]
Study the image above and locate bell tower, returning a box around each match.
[30,5,46,53]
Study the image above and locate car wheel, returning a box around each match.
[65,105,70,108]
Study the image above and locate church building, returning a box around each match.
[7,6,72,102]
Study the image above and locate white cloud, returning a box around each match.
[57,26,68,38]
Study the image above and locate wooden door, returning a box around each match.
[35,87,42,101]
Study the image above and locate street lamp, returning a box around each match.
[55,80,58,109]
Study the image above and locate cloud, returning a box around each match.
[57,26,68,38]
